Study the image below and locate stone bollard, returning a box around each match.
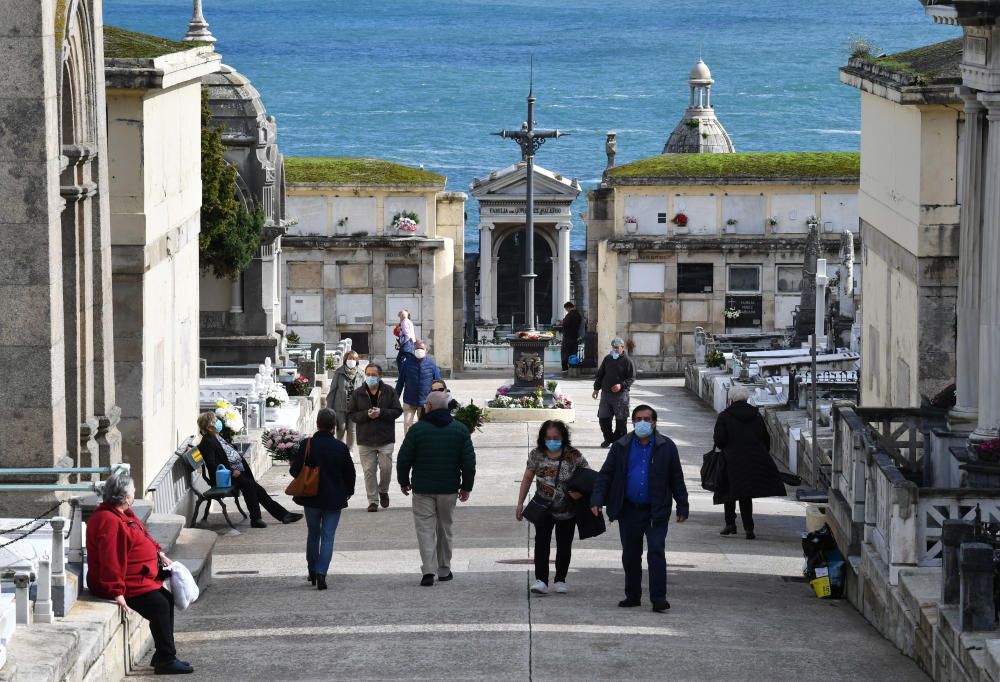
[13,572,31,625]
[34,558,54,624]
[959,542,996,632]
[68,502,84,563]
[941,519,975,604]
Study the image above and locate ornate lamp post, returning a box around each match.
[492,70,566,402]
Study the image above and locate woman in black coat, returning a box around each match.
[712,385,786,539]
[290,408,357,590]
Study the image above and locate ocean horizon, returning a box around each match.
[104,0,958,251]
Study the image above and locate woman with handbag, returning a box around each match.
[515,420,589,595]
[712,385,787,539]
[289,408,357,590]
[86,472,192,674]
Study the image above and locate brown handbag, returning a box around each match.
[285,439,320,497]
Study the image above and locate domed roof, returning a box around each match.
[663,114,734,154]
[202,64,268,145]
[689,59,713,83]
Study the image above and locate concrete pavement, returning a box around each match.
[127,376,924,681]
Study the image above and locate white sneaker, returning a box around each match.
[530,579,548,594]
[554,581,568,594]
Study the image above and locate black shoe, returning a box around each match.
[308,570,316,585]
[618,598,641,608]
[250,519,268,529]
[652,600,671,613]
[438,572,453,582]
[155,659,194,675]
[316,574,327,591]
[745,530,756,540]
[282,512,303,524]
[420,573,435,587]
[720,525,737,536]
[600,440,612,448]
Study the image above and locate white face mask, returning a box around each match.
[345,359,357,368]
[414,349,427,359]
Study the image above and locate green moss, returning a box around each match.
[285,157,446,186]
[104,25,206,59]
[608,152,860,181]
[860,38,963,84]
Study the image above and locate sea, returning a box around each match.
[104,0,959,252]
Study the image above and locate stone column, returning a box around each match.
[974,94,1000,440]
[230,275,244,314]
[952,90,986,430]
[478,223,495,323]
[556,222,572,309]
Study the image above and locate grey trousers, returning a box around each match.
[335,411,356,451]
[358,443,393,504]
[411,493,458,577]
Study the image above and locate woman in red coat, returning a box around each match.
[86,472,193,675]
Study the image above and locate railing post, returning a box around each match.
[959,542,996,632]
[13,572,31,625]
[941,519,975,604]
[33,558,54,624]
[67,501,84,563]
[49,516,66,583]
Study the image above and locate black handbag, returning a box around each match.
[700,447,725,492]
[522,455,565,525]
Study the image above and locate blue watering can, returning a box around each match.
[215,465,232,488]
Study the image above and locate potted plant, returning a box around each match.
[624,215,639,233]
[391,210,419,233]
[705,349,725,368]
[453,400,490,433]
[963,437,1000,487]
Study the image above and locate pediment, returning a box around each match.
[471,163,581,201]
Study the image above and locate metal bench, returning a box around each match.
[180,444,248,530]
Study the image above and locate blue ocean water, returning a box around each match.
[105,1,957,252]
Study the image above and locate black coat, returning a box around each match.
[566,467,606,539]
[347,381,403,446]
[289,431,357,510]
[198,432,244,486]
[712,401,787,504]
[561,309,583,343]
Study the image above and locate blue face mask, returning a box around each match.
[634,421,654,438]
[611,351,620,360]
[365,375,379,388]
[545,440,562,452]
[215,419,224,432]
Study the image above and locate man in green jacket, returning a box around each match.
[397,391,476,587]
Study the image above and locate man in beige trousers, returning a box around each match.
[397,391,476,587]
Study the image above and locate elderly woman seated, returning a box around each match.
[86,472,193,675]
[196,411,302,528]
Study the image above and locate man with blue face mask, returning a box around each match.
[591,405,689,613]
[348,364,403,512]
[592,337,635,447]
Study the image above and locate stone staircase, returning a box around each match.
[0,497,217,681]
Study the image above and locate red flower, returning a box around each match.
[672,213,689,227]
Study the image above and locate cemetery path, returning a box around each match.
[128,376,924,681]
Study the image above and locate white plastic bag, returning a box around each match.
[166,561,200,610]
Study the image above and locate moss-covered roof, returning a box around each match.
[104,26,206,59]
[607,152,860,182]
[285,157,446,186]
[861,38,963,85]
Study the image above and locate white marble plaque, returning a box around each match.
[821,193,859,233]
[628,263,666,293]
[770,194,815,233]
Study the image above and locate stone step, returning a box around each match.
[169,528,218,594]
[145,513,185,556]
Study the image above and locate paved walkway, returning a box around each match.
[130,376,923,681]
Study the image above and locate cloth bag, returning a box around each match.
[523,455,564,524]
[700,447,725,492]
[167,561,200,610]
[285,439,319,497]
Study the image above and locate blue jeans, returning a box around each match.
[617,502,669,602]
[305,507,342,576]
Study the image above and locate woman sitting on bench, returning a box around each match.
[196,411,302,529]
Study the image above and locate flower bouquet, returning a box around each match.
[215,399,245,442]
[515,330,554,341]
[723,308,741,320]
[671,213,689,227]
[974,437,1000,464]
[288,374,311,397]
[453,400,490,433]
[392,211,419,233]
[261,426,304,461]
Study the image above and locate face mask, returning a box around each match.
[215,419,224,432]
[545,440,562,452]
[611,351,620,360]
[365,375,379,387]
[414,349,427,359]
[346,359,357,369]
[634,421,654,438]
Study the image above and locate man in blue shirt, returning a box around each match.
[591,404,689,612]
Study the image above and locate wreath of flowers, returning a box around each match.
[392,211,420,232]
[671,213,689,227]
[723,307,741,320]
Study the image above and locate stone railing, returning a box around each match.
[463,342,561,370]
[917,492,1000,566]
